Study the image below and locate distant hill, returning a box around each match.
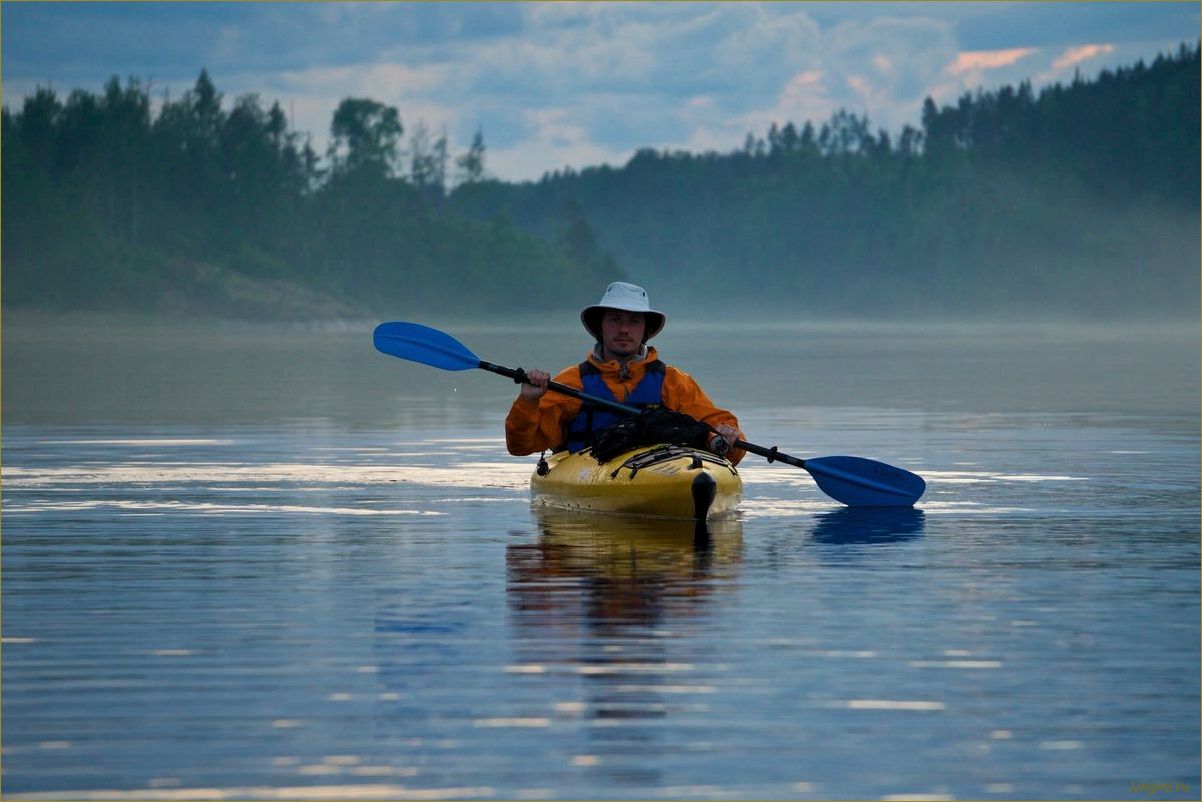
[4,44,1198,321]
[450,42,1200,321]
[2,73,615,320]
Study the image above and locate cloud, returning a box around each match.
[941,46,1039,96]
[1051,43,1117,71]
[948,47,1038,76]
[3,1,1197,182]
[1027,42,1120,85]
[760,70,838,128]
[412,3,827,172]
[489,106,634,180]
[710,5,823,83]
[275,62,449,97]
[713,12,958,143]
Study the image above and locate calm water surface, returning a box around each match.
[3,316,1198,800]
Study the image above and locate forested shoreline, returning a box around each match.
[3,43,1198,321]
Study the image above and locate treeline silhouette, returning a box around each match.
[2,70,614,318]
[452,43,1199,320]
[4,44,1198,321]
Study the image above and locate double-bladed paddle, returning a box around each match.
[373,321,925,507]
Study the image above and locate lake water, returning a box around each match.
[3,314,1199,800]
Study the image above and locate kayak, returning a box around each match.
[530,443,742,520]
[531,443,742,519]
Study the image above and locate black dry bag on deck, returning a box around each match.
[589,407,713,463]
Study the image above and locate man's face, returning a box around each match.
[600,309,646,360]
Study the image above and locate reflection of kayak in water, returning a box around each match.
[513,507,744,586]
[507,508,743,625]
[530,505,743,563]
[530,443,742,520]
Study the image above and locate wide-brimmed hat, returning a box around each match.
[580,282,666,342]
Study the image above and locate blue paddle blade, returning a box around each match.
[804,456,926,507]
[373,322,481,371]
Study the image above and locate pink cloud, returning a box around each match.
[1051,43,1116,70]
[947,48,1036,76]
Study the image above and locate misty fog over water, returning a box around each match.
[4,312,1198,426]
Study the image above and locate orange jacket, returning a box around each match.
[505,345,746,465]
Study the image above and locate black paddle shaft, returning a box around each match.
[480,360,803,467]
[478,361,642,416]
[731,440,807,469]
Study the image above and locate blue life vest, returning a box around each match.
[563,359,665,453]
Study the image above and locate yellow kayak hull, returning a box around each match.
[530,443,742,520]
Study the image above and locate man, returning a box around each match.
[505,282,746,465]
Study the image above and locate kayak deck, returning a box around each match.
[530,443,742,520]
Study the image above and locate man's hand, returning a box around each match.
[709,423,742,455]
[520,368,550,402]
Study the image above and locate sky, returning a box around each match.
[3,2,1198,182]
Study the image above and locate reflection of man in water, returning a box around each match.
[505,512,742,773]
